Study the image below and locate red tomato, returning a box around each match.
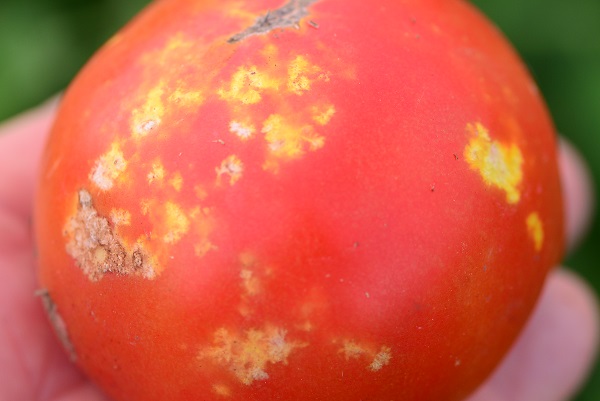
[34,0,564,400]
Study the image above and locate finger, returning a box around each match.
[467,269,599,401]
[559,138,596,252]
[0,97,60,220]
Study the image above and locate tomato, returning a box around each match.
[34,0,564,400]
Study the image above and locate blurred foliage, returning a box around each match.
[0,0,598,399]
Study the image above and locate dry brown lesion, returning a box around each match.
[228,0,320,43]
[64,189,155,281]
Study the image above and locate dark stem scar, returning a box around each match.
[228,0,320,43]
[36,289,77,361]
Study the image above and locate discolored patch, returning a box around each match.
[131,84,165,138]
[228,0,320,43]
[526,212,544,252]
[311,104,336,125]
[200,325,307,385]
[213,384,232,397]
[287,55,323,95]
[262,114,325,159]
[64,189,155,281]
[89,142,128,191]
[162,202,191,244]
[464,122,523,204]
[218,66,280,105]
[229,120,256,140]
[216,155,244,186]
[338,340,392,372]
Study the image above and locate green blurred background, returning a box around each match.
[0,0,598,398]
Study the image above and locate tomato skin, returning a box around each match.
[34,0,563,400]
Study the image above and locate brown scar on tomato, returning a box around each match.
[64,189,155,281]
[228,0,319,43]
[36,289,77,361]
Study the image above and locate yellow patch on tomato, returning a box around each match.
[287,55,322,95]
[163,201,191,244]
[131,83,165,138]
[229,120,256,140]
[218,66,280,105]
[168,89,205,108]
[312,104,336,125]
[89,142,128,191]
[262,114,325,159]
[147,160,166,184]
[212,384,232,397]
[110,208,132,227]
[199,325,307,385]
[216,155,244,186]
[338,340,392,372]
[169,172,184,192]
[526,212,544,252]
[464,122,523,204]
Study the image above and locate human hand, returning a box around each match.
[0,100,597,400]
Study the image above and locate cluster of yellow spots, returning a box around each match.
[146,161,184,191]
[139,199,214,249]
[89,142,128,191]
[464,122,523,204]
[216,45,337,176]
[463,122,546,252]
[130,79,205,140]
[338,340,392,372]
[199,325,307,385]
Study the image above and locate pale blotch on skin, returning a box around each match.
[287,55,323,95]
[110,208,131,227]
[163,201,191,244]
[218,66,280,105]
[168,88,204,107]
[464,122,523,204]
[526,212,544,251]
[194,184,208,200]
[238,252,263,317]
[190,207,217,258]
[262,114,325,160]
[311,104,336,126]
[212,384,232,397]
[147,161,166,184]
[199,326,307,385]
[229,120,256,140]
[338,340,392,372]
[216,155,244,186]
[169,172,184,192]
[131,84,165,138]
[89,142,128,191]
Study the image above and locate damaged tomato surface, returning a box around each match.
[34,0,564,400]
